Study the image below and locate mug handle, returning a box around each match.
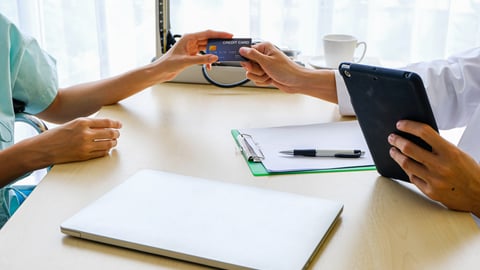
[354,41,367,63]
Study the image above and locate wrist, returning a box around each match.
[297,69,338,103]
[17,136,54,170]
[138,61,170,86]
[148,53,189,83]
[0,138,52,185]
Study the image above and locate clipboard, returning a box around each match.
[232,121,376,176]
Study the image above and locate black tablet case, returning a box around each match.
[339,63,438,181]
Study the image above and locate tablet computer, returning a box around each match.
[339,63,438,182]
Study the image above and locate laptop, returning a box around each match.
[61,169,343,270]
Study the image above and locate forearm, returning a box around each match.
[292,69,338,104]
[0,138,52,188]
[38,62,167,123]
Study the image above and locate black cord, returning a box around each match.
[201,63,250,88]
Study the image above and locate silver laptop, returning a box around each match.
[61,169,343,270]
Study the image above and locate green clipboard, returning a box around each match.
[231,129,376,176]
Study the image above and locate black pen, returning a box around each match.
[279,149,364,158]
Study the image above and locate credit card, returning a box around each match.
[206,38,252,62]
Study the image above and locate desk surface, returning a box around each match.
[1,83,479,270]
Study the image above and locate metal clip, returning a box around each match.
[236,133,264,163]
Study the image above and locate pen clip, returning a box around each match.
[237,133,264,163]
[334,153,362,158]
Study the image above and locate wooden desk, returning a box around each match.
[1,83,479,269]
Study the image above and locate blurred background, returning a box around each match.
[1,0,480,87]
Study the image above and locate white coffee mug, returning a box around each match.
[323,34,367,69]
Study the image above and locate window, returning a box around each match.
[1,0,155,86]
[2,0,480,86]
[168,0,480,67]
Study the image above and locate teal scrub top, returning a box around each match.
[0,13,58,150]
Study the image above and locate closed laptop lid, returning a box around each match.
[61,169,343,270]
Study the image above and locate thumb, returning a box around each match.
[239,47,264,63]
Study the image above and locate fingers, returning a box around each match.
[388,120,453,196]
[169,30,234,65]
[395,120,443,151]
[187,30,233,41]
[169,30,232,55]
[74,138,118,160]
[240,62,271,85]
[85,119,121,151]
[87,118,122,129]
[408,174,435,198]
[409,174,428,190]
[388,146,440,200]
[76,118,121,143]
[387,120,480,214]
[70,117,122,151]
[239,46,265,63]
[184,54,219,65]
[179,30,233,53]
[388,133,430,166]
[251,42,278,55]
[92,127,121,141]
[91,138,119,151]
[240,61,263,76]
[388,120,443,165]
[245,72,272,85]
[389,146,428,180]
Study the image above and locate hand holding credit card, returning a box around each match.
[206,38,252,62]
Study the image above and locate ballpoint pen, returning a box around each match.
[279,149,364,158]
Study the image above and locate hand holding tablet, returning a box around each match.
[339,63,438,182]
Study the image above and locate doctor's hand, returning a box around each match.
[388,120,480,216]
[154,30,233,82]
[239,42,307,93]
[239,42,338,103]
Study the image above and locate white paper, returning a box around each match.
[238,121,374,172]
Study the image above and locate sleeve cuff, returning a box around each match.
[334,70,356,116]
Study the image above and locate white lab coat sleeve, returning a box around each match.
[402,48,480,129]
[334,48,480,129]
[334,70,356,116]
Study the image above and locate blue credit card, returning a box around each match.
[206,38,252,62]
